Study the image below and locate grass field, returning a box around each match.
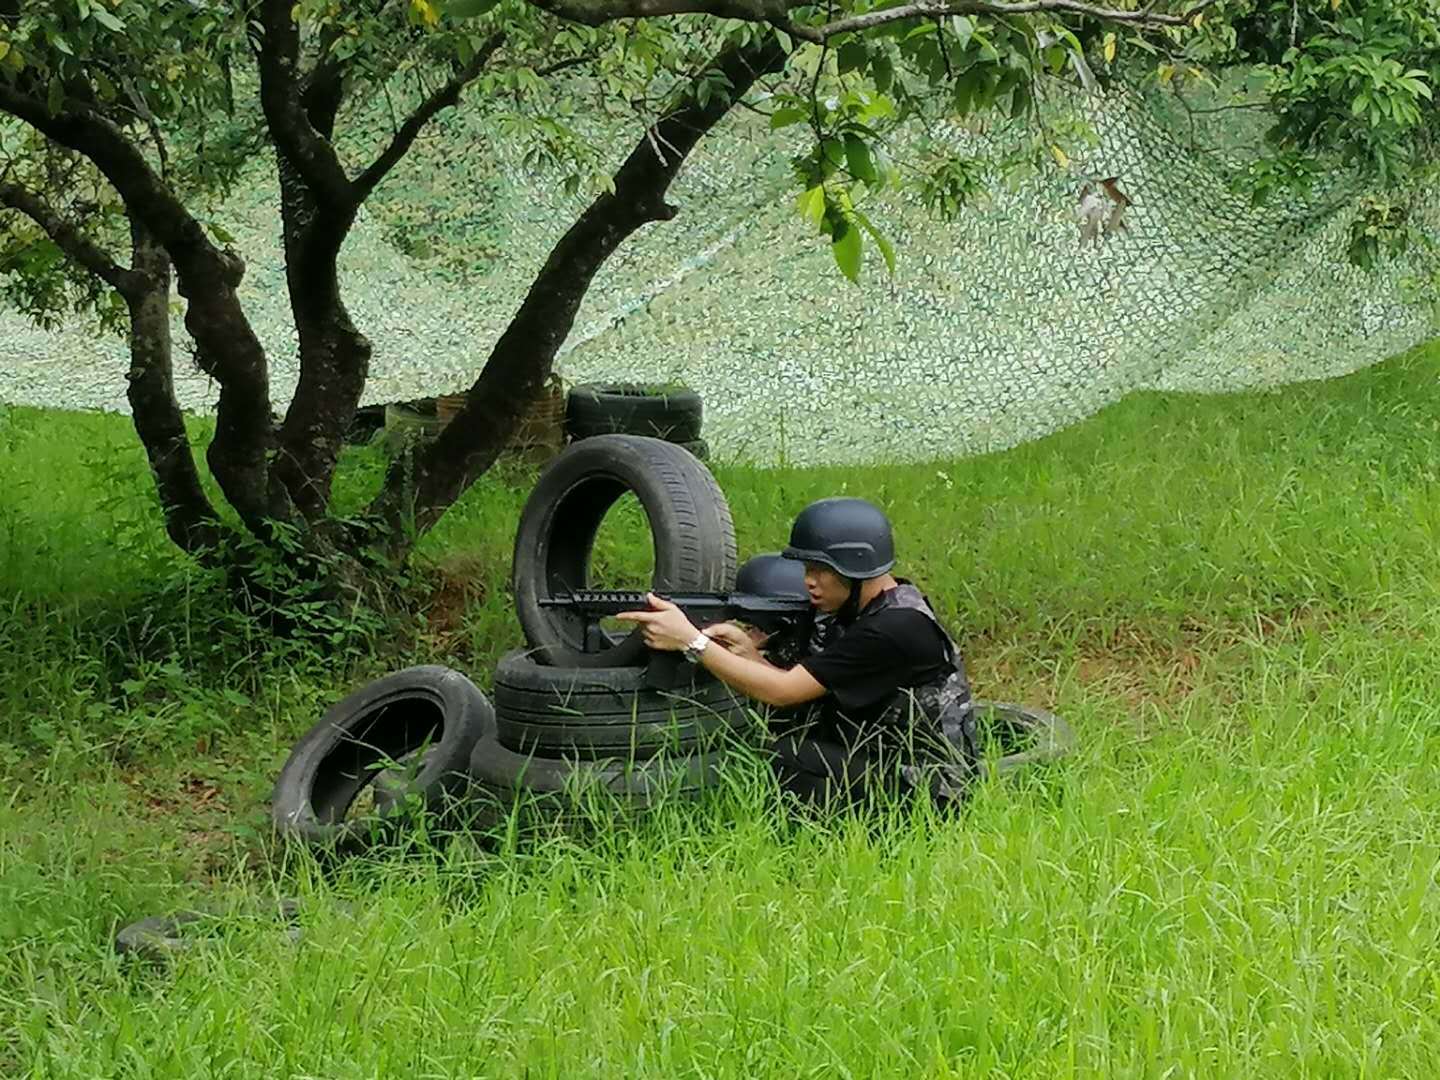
[1,343,1437,1077]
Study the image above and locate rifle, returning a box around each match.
[538,589,817,686]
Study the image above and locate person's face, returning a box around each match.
[803,562,851,613]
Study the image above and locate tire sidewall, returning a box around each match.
[271,665,493,848]
[511,435,735,668]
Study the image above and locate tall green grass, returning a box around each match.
[1,344,1438,1076]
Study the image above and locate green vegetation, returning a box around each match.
[1,342,1438,1076]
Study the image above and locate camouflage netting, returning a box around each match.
[1,82,1435,465]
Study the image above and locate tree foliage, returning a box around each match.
[0,0,1432,599]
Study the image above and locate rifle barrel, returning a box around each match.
[538,590,811,613]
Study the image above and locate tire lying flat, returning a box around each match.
[468,729,727,815]
[565,383,703,442]
[271,665,493,850]
[114,899,303,963]
[511,434,736,668]
[491,649,751,759]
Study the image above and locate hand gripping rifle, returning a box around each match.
[538,589,817,687]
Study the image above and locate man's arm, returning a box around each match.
[615,594,827,708]
[695,637,826,707]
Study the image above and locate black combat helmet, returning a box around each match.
[735,552,808,597]
[781,497,896,580]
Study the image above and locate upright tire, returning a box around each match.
[271,666,493,850]
[512,434,736,668]
[491,649,752,759]
[566,384,703,442]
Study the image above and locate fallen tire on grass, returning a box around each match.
[271,665,493,850]
[971,700,1076,778]
[512,434,736,668]
[467,730,727,829]
[114,898,302,964]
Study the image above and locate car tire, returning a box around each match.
[271,666,493,850]
[491,650,751,759]
[511,434,736,668]
[972,700,1077,777]
[468,730,726,811]
[565,383,703,442]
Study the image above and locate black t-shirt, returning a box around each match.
[799,605,951,736]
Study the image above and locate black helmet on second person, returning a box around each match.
[735,552,808,597]
[781,497,895,580]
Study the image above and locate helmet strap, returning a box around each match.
[837,576,864,624]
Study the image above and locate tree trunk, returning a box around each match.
[367,39,787,548]
[0,86,289,537]
[271,154,371,521]
[122,219,228,555]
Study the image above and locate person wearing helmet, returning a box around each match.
[616,497,977,809]
[729,551,835,667]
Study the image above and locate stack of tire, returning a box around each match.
[268,431,1079,851]
[467,433,749,829]
[565,383,710,461]
[269,434,751,850]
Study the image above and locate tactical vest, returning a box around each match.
[850,581,981,799]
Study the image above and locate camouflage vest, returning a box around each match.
[862,582,981,800]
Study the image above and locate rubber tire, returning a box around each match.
[271,666,493,850]
[492,649,735,710]
[678,438,709,461]
[491,649,748,758]
[114,899,302,963]
[971,700,1076,778]
[566,383,703,442]
[468,730,726,804]
[511,434,736,668]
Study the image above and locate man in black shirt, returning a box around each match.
[617,497,976,810]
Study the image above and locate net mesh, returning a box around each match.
[1,80,1434,466]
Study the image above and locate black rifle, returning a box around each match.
[539,589,817,685]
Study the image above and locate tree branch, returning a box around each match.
[0,85,283,533]
[524,0,1222,40]
[352,34,506,203]
[122,219,230,557]
[367,37,790,542]
[256,0,355,208]
[0,181,140,296]
[0,180,234,554]
[793,0,1222,40]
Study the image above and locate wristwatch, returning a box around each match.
[682,632,710,664]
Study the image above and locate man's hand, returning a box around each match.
[702,621,768,662]
[613,593,702,652]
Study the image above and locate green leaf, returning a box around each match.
[837,41,868,75]
[797,185,826,230]
[769,106,808,129]
[447,0,500,16]
[853,209,896,275]
[843,133,879,186]
[1008,80,1032,120]
[831,219,863,283]
[90,7,126,32]
[872,53,894,92]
